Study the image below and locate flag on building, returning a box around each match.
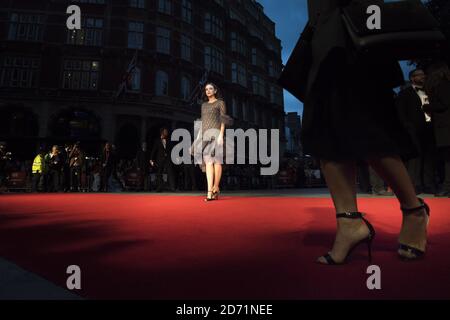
[115,49,138,99]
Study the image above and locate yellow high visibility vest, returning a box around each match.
[32,155,44,173]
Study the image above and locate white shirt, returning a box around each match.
[162,138,166,149]
[412,85,431,123]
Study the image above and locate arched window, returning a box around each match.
[131,67,141,91]
[180,75,190,101]
[155,70,168,96]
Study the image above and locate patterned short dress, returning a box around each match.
[195,99,233,172]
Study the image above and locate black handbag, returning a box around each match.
[341,0,446,60]
[277,19,317,103]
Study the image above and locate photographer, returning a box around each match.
[46,145,63,192]
[0,142,12,192]
[101,142,115,192]
[68,142,84,192]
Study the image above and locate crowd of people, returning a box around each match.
[2,61,449,198]
[395,65,450,197]
[0,130,278,193]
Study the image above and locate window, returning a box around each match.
[204,46,223,75]
[67,17,103,46]
[181,0,192,24]
[156,27,171,54]
[249,24,264,41]
[230,32,246,56]
[231,96,238,118]
[252,74,266,97]
[268,60,281,78]
[251,48,265,69]
[8,13,44,42]
[242,101,248,121]
[229,8,245,26]
[204,13,223,40]
[130,67,141,91]
[158,0,172,15]
[155,70,168,96]
[1,56,39,88]
[128,21,144,49]
[181,76,191,100]
[63,59,100,90]
[180,34,192,61]
[129,0,145,8]
[231,62,247,87]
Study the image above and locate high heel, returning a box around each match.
[204,190,215,202]
[212,188,220,200]
[319,212,376,265]
[398,198,430,260]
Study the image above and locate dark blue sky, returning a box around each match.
[258,0,413,115]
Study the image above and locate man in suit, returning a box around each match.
[396,68,436,194]
[422,62,450,197]
[150,127,176,192]
[68,142,84,192]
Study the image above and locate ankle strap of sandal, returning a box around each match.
[336,212,363,219]
[400,198,427,214]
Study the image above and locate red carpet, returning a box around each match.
[0,194,449,300]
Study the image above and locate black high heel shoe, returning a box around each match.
[204,190,215,202]
[319,212,376,265]
[398,198,430,260]
[212,188,220,200]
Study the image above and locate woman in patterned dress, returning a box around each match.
[198,83,230,201]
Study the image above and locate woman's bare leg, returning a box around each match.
[317,159,371,264]
[205,163,215,198]
[213,163,222,193]
[367,156,427,255]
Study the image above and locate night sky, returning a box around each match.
[258,0,414,116]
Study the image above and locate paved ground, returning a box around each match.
[0,258,81,300]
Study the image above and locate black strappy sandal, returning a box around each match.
[212,188,220,200]
[204,190,215,202]
[398,198,430,260]
[319,212,376,265]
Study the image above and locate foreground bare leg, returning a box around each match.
[317,159,371,264]
[368,156,428,258]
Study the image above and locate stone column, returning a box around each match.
[141,117,147,144]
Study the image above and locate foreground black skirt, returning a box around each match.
[301,49,417,161]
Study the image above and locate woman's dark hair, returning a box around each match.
[201,82,223,102]
[425,62,450,96]
[160,127,168,134]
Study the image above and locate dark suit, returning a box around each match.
[150,137,175,191]
[425,80,450,192]
[396,86,436,191]
[426,81,450,148]
[101,150,115,192]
